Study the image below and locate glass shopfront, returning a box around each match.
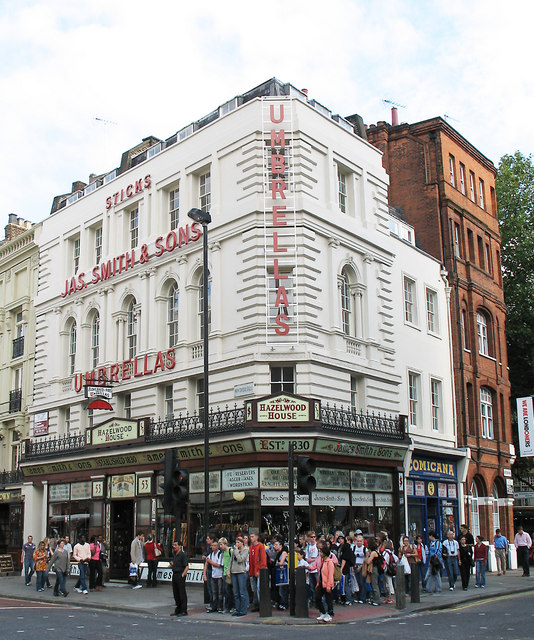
[407,455,459,544]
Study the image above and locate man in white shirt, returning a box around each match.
[514,525,532,577]
[305,531,319,605]
[72,535,91,594]
[352,534,367,603]
[442,529,460,590]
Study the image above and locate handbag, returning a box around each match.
[399,554,411,575]
[275,563,289,586]
[154,544,161,558]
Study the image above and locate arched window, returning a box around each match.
[168,282,179,347]
[492,484,500,532]
[68,321,77,374]
[476,309,494,357]
[198,271,211,339]
[91,312,100,369]
[339,265,362,337]
[127,299,137,358]
[480,387,494,439]
[461,307,469,351]
[340,268,352,336]
[470,481,480,537]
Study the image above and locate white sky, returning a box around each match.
[1,0,533,231]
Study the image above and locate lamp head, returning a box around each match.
[188,208,211,225]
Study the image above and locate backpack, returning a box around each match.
[385,550,397,577]
[333,563,342,582]
[374,552,386,575]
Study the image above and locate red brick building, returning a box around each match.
[367,115,514,541]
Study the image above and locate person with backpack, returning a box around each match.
[425,531,443,594]
[381,539,396,604]
[364,537,381,606]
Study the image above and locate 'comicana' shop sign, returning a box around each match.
[408,456,457,480]
[263,98,298,343]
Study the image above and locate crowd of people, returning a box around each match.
[19,523,531,622]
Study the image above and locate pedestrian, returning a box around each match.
[352,533,366,603]
[203,533,216,610]
[228,536,249,617]
[42,537,52,588]
[97,535,109,585]
[458,524,475,548]
[219,537,235,613]
[130,531,145,589]
[72,534,91,594]
[21,535,36,587]
[414,534,428,591]
[474,535,488,588]
[442,529,460,591]
[273,539,289,610]
[33,541,48,592]
[364,537,381,606]
[248,531,267,612]
[48,539,70,597]
[425,531,443,594]
[493,528,509,575]
[89,536,103,591]
[205,540,224,613]
[63,535,73,557]
[458,535,473,590]
[514,525,532,577]
[170,540,189,617]
[316,543,335,622]
[144,533,163,588]
[305,531,320,606]
[399,535,417,594]
[338,534,355,605]
[381,539,396,604]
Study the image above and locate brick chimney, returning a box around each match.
[3,214,32,243]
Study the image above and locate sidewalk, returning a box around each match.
[1,570,533,624]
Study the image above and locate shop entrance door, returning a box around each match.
[110,500,134,580]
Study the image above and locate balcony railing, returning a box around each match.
[0,469,23,485]
[9,389,22,413]
[12,336,24,359]
[22,405,406,459]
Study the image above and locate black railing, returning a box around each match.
[0,469,23,485]
[9,389,22,413]
[320,404,406,440]
[22,404,406,459]
[12,336,24,359]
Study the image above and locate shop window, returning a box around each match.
[480,387,494,439]
[91,312,100,369]
[168,281,179,347]
[270,366,295,394]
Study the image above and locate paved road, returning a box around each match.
[1,591,533,639]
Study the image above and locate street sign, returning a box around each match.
[513,491,534,499]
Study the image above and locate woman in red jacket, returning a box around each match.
[145,533,163,588]
[473,535,488,588]
[316,543,335,623]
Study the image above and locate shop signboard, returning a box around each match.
[374,493,393,507]
[189,471,221,494]
[257,395,310,422]
[33,412,49,437]
[87,419,140,446]
[222,468,258,491]
[0,490,21,503]
[137,476,152,495]
[415,481,425,497]
[49,484,70,502]
[351,492,374,506]
[111,474,135,498]
[254,438,314,453]
[315,467,350,490]
[261,491,309,506]
[22,451,165,477]
[177,439,254,461]
[438,483,448,498]
[405,479,414,497]
[260,467,291,489]
[409,456,457,480]
[316,439,406,461]
[312,491,350,506]
[71,481,92,500]
[447,484,457,499]
[0,554,14,573]
[351,470,392,492]
[92,480,104,499]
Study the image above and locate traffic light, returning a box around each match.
[296,455,316,495]
[162,449,189,515]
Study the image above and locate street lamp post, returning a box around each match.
[187,208,212,543]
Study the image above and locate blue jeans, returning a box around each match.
[54,571,67,595]
[24,558,35,585]
[223,577,234,611]
[36,571,44,591]
[444,556,459,588]
[355,566,366,601]
[425,564,442,593]
[232,573,249,616]
[249,575,260,606]
[78,562,88,591]
[307,572,318,602]
[475,560,486,587]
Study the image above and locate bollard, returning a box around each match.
[410,565,420,603]
[259,567,272,617]
[294,567,309,618]
[396,565,406,609]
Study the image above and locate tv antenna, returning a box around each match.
[382,99,406,109]
[443,113,460,123]
[94,117,118,125]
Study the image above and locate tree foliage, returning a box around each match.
[496,152,534,470]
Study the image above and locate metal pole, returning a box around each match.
[288,442,295,616]
[202,222,210,541]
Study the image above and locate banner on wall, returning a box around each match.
[517,397,534,457]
